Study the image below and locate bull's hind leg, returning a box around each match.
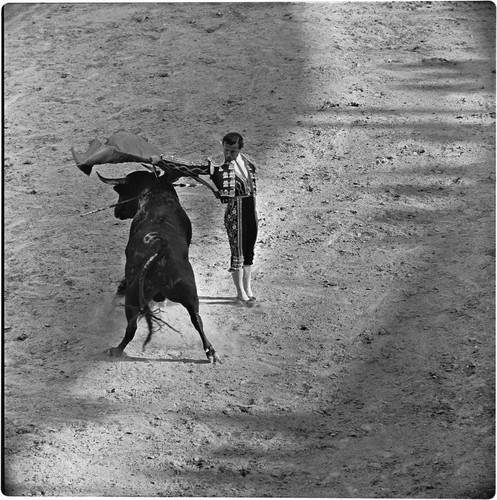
[108,305,140,357]
[187,307,221,364]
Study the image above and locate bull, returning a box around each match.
[96,168,221,363]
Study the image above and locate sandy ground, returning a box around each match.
[3,2,495,497]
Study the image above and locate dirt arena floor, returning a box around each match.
[3,2,495,497]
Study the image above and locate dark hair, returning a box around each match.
[222,132,244,149]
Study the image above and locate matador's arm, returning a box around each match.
[151,154,212,176]
[151,155,221,198]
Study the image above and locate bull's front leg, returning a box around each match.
[108,305,140,357]
[188,309,221,364]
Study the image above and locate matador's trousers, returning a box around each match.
[224,196,258,272]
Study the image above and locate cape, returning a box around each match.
[71,131,162,175]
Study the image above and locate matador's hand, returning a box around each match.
[149,155,162,165]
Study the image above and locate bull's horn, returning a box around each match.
[96,171,129,185]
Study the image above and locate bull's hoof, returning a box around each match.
[206,348,221,364]
[107,347,124,357]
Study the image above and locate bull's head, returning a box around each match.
[97,170,154,220]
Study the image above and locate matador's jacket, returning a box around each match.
[208,153,257,202]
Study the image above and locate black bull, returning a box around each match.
[72,132,220,363]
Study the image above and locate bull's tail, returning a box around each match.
[138,248,180,351]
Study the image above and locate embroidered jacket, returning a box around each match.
[209,153,257,203]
